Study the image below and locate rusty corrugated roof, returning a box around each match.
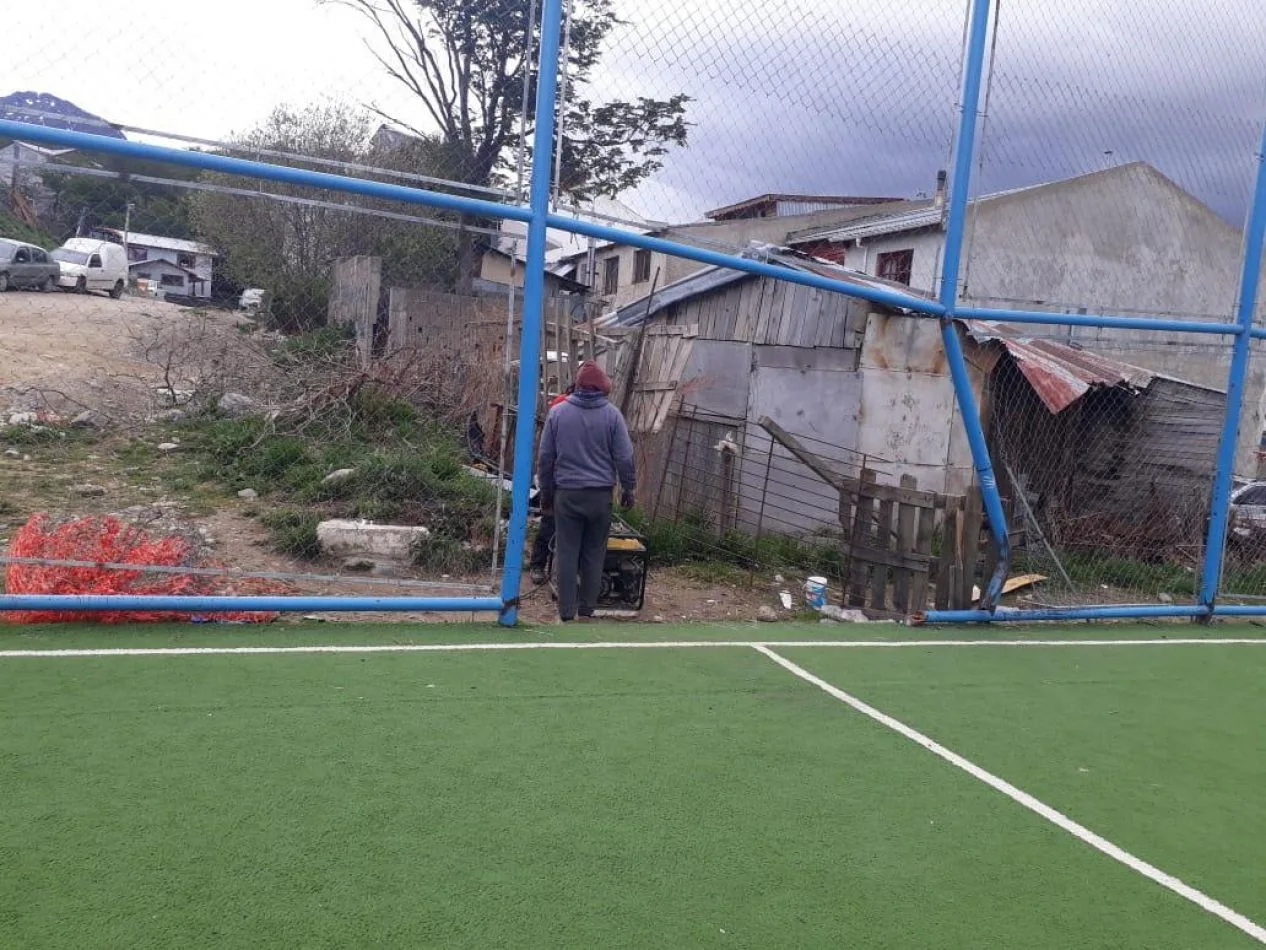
[963,321,1158,413]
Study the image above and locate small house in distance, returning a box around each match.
[90,227,217,299]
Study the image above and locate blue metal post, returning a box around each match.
[917,604,1209,624]
[957,305,1242,337]
[0,120,531,224]
[0,594,504,614]
[1198,123,1266,608]
[937,0,1010,611]
[498,0,567,625]
[544,213,946,317]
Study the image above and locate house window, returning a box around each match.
[177,252,196,269]
[602,256,620,295]
[876,249,914,285]
[633,249,652,284]
[160,274,185,288]
[128,246,147,262]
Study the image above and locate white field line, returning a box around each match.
[1,637,1266,659]
[753,644,1266,945]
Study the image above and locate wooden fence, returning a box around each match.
[760,417,1022,616]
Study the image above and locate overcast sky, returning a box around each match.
[2,0,1264,225]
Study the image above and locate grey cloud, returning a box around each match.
[594,0,1265,225]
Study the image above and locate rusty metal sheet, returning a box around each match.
[963,320,1156,414]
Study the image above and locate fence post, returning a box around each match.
[498,0,566,626]
[673,418,696,522]
[1199,123,1266,611]
[749,434,776,586]
[651,410,681,521]
[935,0,1011,612]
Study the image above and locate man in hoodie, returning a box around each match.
[529,385,573,585]
[537,361,636,622]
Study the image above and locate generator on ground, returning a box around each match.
[547,517,648,612]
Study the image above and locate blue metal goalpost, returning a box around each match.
[1,0,1264,625]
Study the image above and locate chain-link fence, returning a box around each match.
[1,0,1265,622]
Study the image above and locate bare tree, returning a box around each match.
[327,0,690,284]
[192,103,458,329]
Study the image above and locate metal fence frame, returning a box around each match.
[0,0,1263,624]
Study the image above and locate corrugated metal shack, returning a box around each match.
[607,247,1224,547]
[969,322,1223,558]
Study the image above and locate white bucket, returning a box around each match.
[804,576,828,610]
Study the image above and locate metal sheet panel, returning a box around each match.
[680,340,752,418]
[964,320,1158,413]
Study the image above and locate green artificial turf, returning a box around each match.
[782,643,1266,934]
[1,638,1263,947]
[0,618,1261,652]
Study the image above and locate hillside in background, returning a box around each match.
[0,206,55,247]
[0,92,123,139]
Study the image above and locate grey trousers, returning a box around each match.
[554,487,613,620]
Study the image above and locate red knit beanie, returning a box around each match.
[575,360,612,395]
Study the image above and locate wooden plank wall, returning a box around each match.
[655,413,743,527]
[659,275,867,348]
[328,256,382,366]
[602,325,699,433]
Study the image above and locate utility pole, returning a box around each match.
[123,201,134,256]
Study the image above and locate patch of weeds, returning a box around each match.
[412,536,488,575]
[1226,563,1266,595]
[260,508,322,559]
[625,508,844,581]
[1055,549,1197,596]
[113,439,159,465]
[677,561,749,585]
[350,498,401,522]
[1,425,98,453]
[269,324,355,368]
[175,387,501,564]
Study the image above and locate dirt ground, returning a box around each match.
[0,464,784,625]
[0,288,787,624]
[0,288,277,425]
[163,509,786,625]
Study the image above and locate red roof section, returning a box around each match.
[963,321,1157,413]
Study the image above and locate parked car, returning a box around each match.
[51,238,128,297]
[0,238,60,292]
[1230,481,1266,542]
[239,287,270,313]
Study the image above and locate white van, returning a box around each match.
[51,239,128,298]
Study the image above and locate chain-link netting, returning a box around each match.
[0,178,529,610]
[0,1,559,613]
[2,0,1265,621]
[955,0,1262,611]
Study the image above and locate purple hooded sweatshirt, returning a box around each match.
[537,390,636,495]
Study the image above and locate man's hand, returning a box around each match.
[620,488,635,510]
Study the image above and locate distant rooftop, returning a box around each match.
[93,227,217,257]
[787,162,1177,247]
[704,193,904,222]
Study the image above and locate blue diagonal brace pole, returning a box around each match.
[936,0,1010,612]
[1198,123,1266,610]
[499,0,567,625]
